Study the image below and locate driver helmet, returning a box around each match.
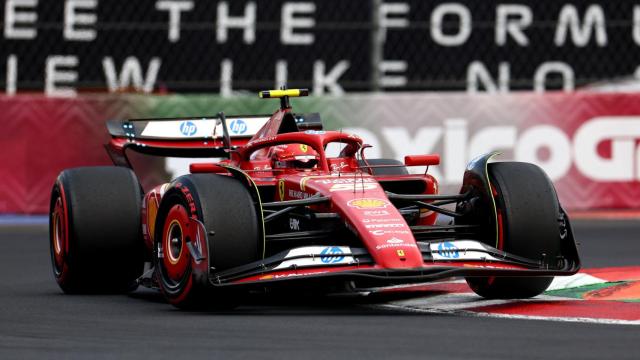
[269,144,319,169]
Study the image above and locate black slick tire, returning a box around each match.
[466,162,562,299]
[49,166,144,293]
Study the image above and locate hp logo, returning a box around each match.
[437,242,459,259]
[179,121,197,136]
[229,119,248,134]
[320,247,345,264]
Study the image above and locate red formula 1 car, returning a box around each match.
[50,89,580,308]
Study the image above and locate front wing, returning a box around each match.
[207,239,580,289]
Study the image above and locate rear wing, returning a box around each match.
[105,113,323,166]
[107,115,270,142]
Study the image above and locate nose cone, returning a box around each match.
[308,176,423,269]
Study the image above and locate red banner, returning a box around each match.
[2,93,640,214]
[0,95,165,214]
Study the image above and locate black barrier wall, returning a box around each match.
[1,0,639,95]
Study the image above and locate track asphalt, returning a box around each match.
[0,219,638,359]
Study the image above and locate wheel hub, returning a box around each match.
[161,204,192,283]
[51,197,66,272]
[166,221,183,264]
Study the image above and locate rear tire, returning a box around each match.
[155,174,261,309]
[359,158,408,175]
[49,167,144,294]
[465,162,561,299]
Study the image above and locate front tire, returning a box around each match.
[49,167,144,293]
[155,174,261,309]
[465,162,562,299]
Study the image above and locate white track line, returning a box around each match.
[386,292,574,311]
[370,291,640,326]
[373,302,640,326]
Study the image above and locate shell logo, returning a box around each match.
[347,198,389,209]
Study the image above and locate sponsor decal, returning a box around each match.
[259,271,331,280]
[363,210,391,217]
[315,178,375,185]
[397,250,405,257]
[289,189,312,199]
[347,198,389,209]
[141,119,216,138]
[273,271,329,279]
[299,144,309,152]
[179,121,197,136]
[320,246,345,264]
[363,218,401,223]
[387,237,404,244]
[365,223,404,229]
[375,243,417,250]
[174,182,197,219]
[289,218,300,231]
[330,183,378,192]
[429,240,500,261]
[228,119,248,134]
[247,136,276,147]
[304,130,326,135]
[269,246,356,271]
[370,229,410,236]
[437,242,460,259]
[330,162,350,172]
[278,179,285,201]
[273,246,353,270]
[253,165,272,170]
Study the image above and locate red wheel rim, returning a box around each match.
[51,195,68,276]
[162,204,191,282]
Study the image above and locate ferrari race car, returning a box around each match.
[50,89,580,309]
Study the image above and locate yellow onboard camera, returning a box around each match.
[259,88,309,109]
[259,89,309,99]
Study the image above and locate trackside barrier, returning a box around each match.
[1,93,639,214]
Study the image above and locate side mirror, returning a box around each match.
[404,154,440,167]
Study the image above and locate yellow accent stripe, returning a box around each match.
[485,152,501,248]
[259,89,309,98]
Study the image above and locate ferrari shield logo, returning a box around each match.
[299,144,308,152]
[278,179,285,201]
